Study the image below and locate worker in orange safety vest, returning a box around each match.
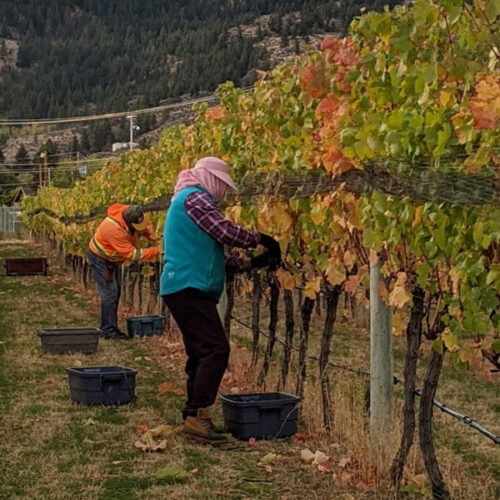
[88,203,160,339]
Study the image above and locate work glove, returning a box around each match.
[259,233,281,261]
[250,252,270,269]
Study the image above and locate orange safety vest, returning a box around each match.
[88,203,158,263]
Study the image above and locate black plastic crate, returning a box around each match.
[4,257,48,276]
[126,315,165,337]
[220,392,300,440]
[67,366,137,406]
[38,328,100,354]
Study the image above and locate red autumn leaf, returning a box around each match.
[300,64,327,99]
[320,37,340,52]
[470,74,500,130]
[344,274,360,295]
[158,381,184,395]
[315,93,340,125]
[205,106,225,122]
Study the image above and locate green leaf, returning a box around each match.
[432,338,443,355]
[155,466,189,483]
[451,351,468,373]
[414,75,425,94]
[283,78,294,94]
[493,340,500,354]
[485,1,500,22]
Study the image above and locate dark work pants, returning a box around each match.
[87,250,121,338]
[163,288,230,416]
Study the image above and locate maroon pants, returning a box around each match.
[163,288,230,417]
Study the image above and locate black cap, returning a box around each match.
[123,205,144,224]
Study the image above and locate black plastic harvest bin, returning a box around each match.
[67,366,137,406]
[126,315,165,337]
[220,392,300,440]
[4,257,48,276]
[38,328,100,354]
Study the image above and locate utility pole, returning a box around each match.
[39,151,47,188]
[126,115,140,151]
[369,254,393,445]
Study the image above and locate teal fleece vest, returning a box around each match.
[160,186,225,301]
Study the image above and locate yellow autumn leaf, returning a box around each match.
[412,206,423,228]
[326,261,346,286]
[439,90,455,108]
[276,268,296,291]
[269,203,292,233]
[449,267,460,294]
[310,201,327,225]
[442,328,459,352]
[388,272,410,309]
[304,276,322,299]
[392,310,407,337]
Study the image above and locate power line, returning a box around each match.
[0,87,255,127]
[0,94,215,127]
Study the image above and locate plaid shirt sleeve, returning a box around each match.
[184,191,260,248]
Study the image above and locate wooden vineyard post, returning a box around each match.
[369,255,393,447]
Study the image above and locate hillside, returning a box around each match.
[0,0,400,119]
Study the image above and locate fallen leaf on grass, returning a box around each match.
[294,432,316,442]
[248,437,257,447]
[157,381,183,395]
[338,456,352,468]
[134,424,175,452]
[317,463,332,473]
[259,453,278,466]
[260,453,277,465]
[312,451,330,466]
[135,423,149,434]
[155,466,188,483]
[148,424,175,439]
[134,438,167,452]
[300,449,315,463]
[84,417,96,426]
[111,460,124,465]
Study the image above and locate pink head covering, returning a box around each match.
[173,157,238,200]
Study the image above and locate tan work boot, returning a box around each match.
[183,408,228,441]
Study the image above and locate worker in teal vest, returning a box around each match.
[160,157,280,441]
